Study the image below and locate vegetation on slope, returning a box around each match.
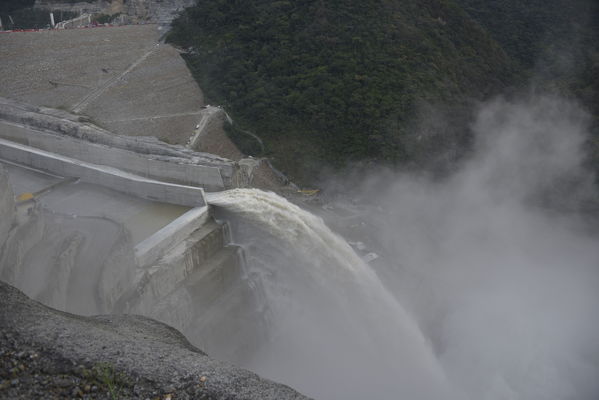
[454,1,598,69]
[455,0,599,177]
[168,0,516,183]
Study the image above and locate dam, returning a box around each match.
[0,98,265,363]
[0,19,269,364]
[2,14,599,400]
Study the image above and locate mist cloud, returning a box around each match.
[213,94,599,400]
[369,94,599,399]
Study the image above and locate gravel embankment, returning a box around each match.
[0,281,310,400]
[0,329,211,399]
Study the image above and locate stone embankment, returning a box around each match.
[0,280,310,400]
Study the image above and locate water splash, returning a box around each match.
[207,189,455,400]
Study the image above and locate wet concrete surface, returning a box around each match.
[2,160,62,196]
[18,214,122,315]
[1,159,192,315]
[40,181,189,244]
[1,160,189,245]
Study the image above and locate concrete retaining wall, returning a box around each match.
[131,219,229,310]
[0,97,236,190]
[134,205,210,267]
[0,138,205,207]
[0,122,227,191]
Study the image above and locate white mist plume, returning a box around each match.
[369,95,599,400]
[208,95,599,400]
[207,189,453,400]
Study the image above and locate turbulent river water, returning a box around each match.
[207,189,455,400]
[205,95,599,400]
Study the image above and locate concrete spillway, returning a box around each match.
[0,98,266,361]
[0,22,273,386]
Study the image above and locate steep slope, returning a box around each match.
[0,280,309,399]
[168,0,515,183]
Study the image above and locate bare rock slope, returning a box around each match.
[0,280,310,400]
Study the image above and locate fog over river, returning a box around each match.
[207,95,599,400]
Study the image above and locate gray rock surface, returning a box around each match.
[0,280,311,400]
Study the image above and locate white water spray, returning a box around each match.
[207,189,456,400]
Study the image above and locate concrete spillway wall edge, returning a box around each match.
[0,121,227,191]
[0,138,206,207]
[135,205,210,267]
[0,97,237,190]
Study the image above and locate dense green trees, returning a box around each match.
[455,0,599,176]
[168,0,516,182]
[454,0,598,68]
[455,0,598,118]
[170,0,599,183]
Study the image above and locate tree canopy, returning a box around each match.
[168,0,517,182]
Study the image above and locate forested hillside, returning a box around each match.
[455,0,599,177]
[168,0,517,182]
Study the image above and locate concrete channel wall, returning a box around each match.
[0,122,227,191]
[135,206,210,267]
[0,138,206,207]
[0,98,237,191]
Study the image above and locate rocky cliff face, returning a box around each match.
[0,280,310,399]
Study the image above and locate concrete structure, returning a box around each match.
[124,215,266,363]
[0,120,228,190]
[0,97,237,191]
[0,138,206,207]
[0,150,265,359]
[135,205,210,267]
[0,14,271,368]
[0,94,266,359]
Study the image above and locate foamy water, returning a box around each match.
[207,189,455,400]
